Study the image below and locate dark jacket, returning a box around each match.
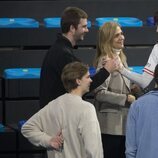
[40,33,110,108]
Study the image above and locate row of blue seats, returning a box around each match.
[3,66,144,79]
[0,17,155,28]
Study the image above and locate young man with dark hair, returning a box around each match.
[40,7,119,108]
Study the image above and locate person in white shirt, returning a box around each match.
[120,44,158,89]
[21,61,103,158]
[119,11,158,89]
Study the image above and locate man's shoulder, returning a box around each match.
[82,100,95,111]
[48,41,72,54]
[154,43,158,47]
[134,90,158,106]
[151,43,158,54]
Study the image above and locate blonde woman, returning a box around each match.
[94,22,135,158]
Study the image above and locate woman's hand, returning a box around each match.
[127,94,136,103]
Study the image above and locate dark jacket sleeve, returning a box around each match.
[90,68,110,91]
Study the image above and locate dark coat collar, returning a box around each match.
[57,33,73,48]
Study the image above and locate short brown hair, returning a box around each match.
[61,7,88,33]
[61,62,88,92]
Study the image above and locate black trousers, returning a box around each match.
[102,134,126,158]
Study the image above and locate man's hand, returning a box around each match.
[49,131,64,150]
[102,56,120,73]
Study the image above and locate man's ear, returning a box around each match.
[70,25,75,33]
[76,78,81,86]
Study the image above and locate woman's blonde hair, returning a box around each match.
[94,21,126,67]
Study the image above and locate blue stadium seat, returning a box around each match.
[89,66,96,77]
[146,17,155,26]
[95,17,143,27]
[0,18,39,28]
[129,66,144,74]
[4,68,41,79]
[0,124,5,132]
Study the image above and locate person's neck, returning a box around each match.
[62,33,76,47]
[70,89,83,97]
[112,48,121,55]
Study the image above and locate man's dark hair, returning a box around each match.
[154,64,158,85]
[61,7,88,33]
[61,62,88,92]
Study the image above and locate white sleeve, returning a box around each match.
[144,44,158,76]
[120,67,153,89]
[21,106,52,149]
[121,44,158,89]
